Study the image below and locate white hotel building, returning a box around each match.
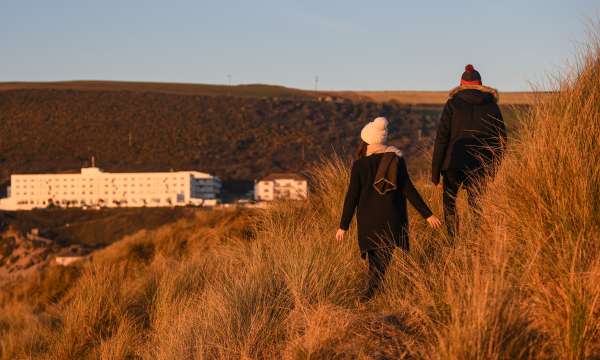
[0,166,221,211]
[254,173,308,202]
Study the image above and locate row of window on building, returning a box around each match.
[17,197,186,206]
[13,176,189,183]
[14,190,186,196]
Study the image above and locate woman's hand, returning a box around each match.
[335,229,346,241]
[426,215,442,229]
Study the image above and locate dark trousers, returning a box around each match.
[442,169,484,237]
[365,247,394,299]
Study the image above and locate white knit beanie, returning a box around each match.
[360,117,388,145]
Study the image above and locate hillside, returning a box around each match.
[0,81,532,197]
[0,88,444,196]
[0,207,203,284]
[0,207,198,247]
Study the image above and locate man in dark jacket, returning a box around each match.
[431,64,507,236]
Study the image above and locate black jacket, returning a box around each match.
[431,86,507,184]
[340,154,432,254]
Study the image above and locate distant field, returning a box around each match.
[0,81,539,105]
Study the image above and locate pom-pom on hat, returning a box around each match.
[461,64,482,85]
[360,117,388,145]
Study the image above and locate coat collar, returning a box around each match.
[449,84,499,102]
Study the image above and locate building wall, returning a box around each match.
[255,178,307,201]
[0,167,220,210]
[255,180,275,201]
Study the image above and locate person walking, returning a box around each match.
[432,64,507,236]
[336,117,441,300]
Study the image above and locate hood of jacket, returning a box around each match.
[449,84,499,104]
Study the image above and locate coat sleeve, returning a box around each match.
[400,158,433,219]
[339,161,361,230]
[431,101,452,184]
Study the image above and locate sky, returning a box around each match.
[1,0,599,91]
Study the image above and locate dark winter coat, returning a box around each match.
[339,153,433,255]
[431,85,507,184]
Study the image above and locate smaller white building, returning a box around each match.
[255,173,308,201]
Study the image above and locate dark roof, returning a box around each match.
[261,173,307,181]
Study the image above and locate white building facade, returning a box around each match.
[255,173,308,201]
[0,167,220,210]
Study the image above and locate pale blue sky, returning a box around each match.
[1,0,598,91]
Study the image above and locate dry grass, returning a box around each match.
[1,34,599,360]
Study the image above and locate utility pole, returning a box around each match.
[314,75,319,92]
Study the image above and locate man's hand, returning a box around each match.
[426,215,442,229]
[335,229,346,241]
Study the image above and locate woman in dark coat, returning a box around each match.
[336,117,441,299]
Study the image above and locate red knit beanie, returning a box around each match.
[461,64,482,86]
